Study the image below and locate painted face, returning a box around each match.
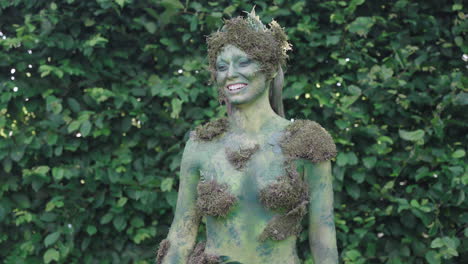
[215,45,268,105]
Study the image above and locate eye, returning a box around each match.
[239,59,251,67]
[217,64,227,71]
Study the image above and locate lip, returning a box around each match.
[226,83,248,93]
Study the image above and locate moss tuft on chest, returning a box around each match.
[259,168,308,213]
[193,118,229,141]
[280,119,337,163]
[225,143,260,170]
[196,180,237,217]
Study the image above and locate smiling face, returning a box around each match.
[215,45,269,105]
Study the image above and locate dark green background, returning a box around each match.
[0,0,466,263]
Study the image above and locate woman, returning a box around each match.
[157,10,338,264]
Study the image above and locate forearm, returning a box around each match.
[309,225,338,264]
[162,212,200,264]
[306,161,339,264]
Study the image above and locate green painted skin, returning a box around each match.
[162,45,338,264]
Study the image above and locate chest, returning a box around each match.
[198,132,288,199]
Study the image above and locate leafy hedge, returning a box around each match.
[0,0,466,263]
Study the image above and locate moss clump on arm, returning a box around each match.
[193,118,229,141]
[225,144,260,170]
[280,120,337,163]
[196,180,237,217]
[188,242,221,264]
[155,239,170,264]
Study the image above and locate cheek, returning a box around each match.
[215,72,224,85]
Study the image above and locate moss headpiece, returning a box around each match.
[207,8,292,79]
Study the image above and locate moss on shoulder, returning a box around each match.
[155,239,170,264]
[196,180,237,217]
[280,119,337,163]
[193,118,229,141]
[188,241,221,264]
[225,143,260,170]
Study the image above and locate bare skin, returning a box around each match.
[162,45,338,264]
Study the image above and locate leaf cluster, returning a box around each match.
[0,0,466,263]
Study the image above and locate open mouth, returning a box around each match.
[226,83,247,92]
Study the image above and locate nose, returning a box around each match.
[226,63,238,79]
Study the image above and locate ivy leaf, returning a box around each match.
[43,248,60,263]
[346,182,360,199]
[80,120,92,137]
[44,231,61,247]
[68,121,82,133]
[326,35,340,46]
[160,178,174,192]
[425,251,440,264]
[113,215,127,231]
[34,166,50,176]
[161,0,184,10]
[452,149,465,159]
[86,225,97,236]
[171,98,183,119]
[115,0,125,8]
[348,17,374,36]
[100,213,113,224]
[363,157,377,169]
[117,197,128,207]
[399,129,425,141]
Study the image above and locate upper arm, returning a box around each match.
[304,160,338,263]
[164,138,201,262]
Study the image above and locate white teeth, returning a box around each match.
[227,83,247,91]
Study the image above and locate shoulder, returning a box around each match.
[280,119,337,163]
[190,117,229,141]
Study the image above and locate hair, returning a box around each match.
[206,9,291,117]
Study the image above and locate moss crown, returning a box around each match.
[207,9,291,79]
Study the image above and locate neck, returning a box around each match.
[228,86,279,134]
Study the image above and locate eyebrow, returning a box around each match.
[217,55,250,63]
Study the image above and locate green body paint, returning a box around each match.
[160,10,338,264]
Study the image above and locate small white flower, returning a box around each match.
[345,58,350,62]
[68,224,72,228]
[11,68,15,74]
[462,54,468,62]
[377,232,384,238]
[76,133,82,138]
[177,69,183,74]
[337,82,342,87]
[28,50,32,54]
[13,87,18,92]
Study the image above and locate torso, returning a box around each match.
[192,118,302,264]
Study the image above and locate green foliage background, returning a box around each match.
[0,0,467,263]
